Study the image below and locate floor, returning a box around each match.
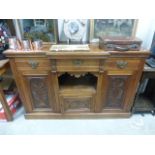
[0,107,155,135]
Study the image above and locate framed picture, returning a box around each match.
[90,19,138,40]
[151,32,155,56]
[58,19,90,44]
[14,19,58,43]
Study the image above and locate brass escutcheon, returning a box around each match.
[28,60,39,69]
[72,59,83,66]
[116,61,128,69]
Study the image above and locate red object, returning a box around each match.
[0,94,21,120]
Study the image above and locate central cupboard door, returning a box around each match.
[20,72,56,112]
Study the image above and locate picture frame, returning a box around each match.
[150,31,155,56]
[13,19,58,44]
[58,19,90,44]
[90,19,138,41]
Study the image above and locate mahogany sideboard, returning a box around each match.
[4,45,150,119]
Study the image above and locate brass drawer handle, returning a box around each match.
[116,61,128,69]
[72,59,83,66]
[28,60,39,69]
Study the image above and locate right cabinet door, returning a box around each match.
[102,70,138,112]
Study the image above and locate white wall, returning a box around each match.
[136,19,155,50]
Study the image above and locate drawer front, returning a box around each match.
[15,58,51,70]
[104,58,141,70]
[56,59,99,72]
[60,95,94,113]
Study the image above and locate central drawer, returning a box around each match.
[56,59,99,72]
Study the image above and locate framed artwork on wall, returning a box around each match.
[150,31,155,56]
[14,19,58,44]
[58,19,90,44]
[145,32,155,67]
[90,19,138,41]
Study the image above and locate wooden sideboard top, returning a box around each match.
[3,44,150,58]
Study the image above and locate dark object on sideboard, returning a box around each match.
[99,36,142,51]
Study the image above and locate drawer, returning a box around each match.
[15,58,51,70]
[104,58,141,70]
[60,95,94,113]
[56,59,99,72]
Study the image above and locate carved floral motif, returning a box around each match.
[105,76,128,108]
[29,77,49,108]
[64,98,90,111]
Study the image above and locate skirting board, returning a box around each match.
[25,112,131,119]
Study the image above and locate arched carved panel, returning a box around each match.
[28,77,50,108]
[104,75,130,108]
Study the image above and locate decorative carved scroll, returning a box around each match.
[64,97,91,111]
[51,59,57,73]
[70,72,87,78]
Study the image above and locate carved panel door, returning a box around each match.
[20,72,56,112]
[102,71,138,112]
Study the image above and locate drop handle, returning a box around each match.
[116,61,128,69]
[28,60,39,69]
[114,46,129,51]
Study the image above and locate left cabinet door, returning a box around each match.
[20,72,56,112]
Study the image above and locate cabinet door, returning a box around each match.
[102,71,138,112]
[20,72,56,112]
[59,95,95,113]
